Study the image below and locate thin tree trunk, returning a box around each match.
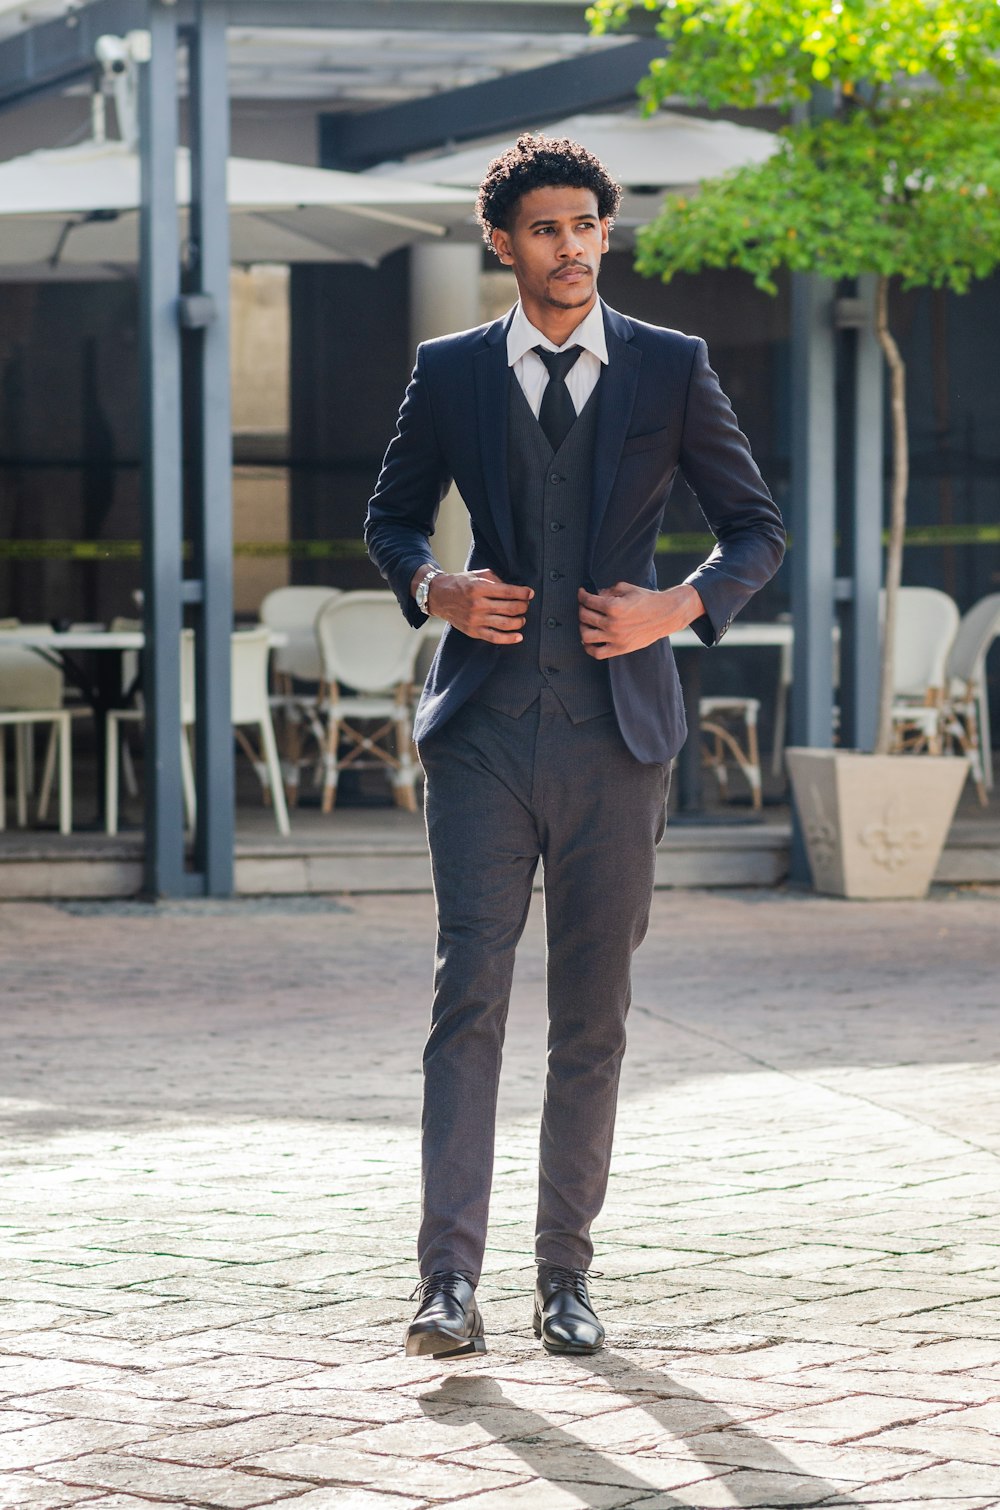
[874,274,908,755]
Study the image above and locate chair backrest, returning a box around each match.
[260,586,340,682]
[230,627,272,726]
[0,630,64,711]
[946,593,1000,687]
[315,591,426,695]
[889,587,960,698]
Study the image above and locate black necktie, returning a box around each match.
[534,345,583,453]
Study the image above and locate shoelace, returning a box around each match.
[409,1271,471,1304]
[539,1264,601,1302]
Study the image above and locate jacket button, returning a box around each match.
[545,665,560,675]
[549,570,562,581]
[549,521,562,532]
[546,617,559,629]
[549,473,563,484]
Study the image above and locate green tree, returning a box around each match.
[589,0,1000,752]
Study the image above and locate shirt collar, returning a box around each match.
[506,299,609,368]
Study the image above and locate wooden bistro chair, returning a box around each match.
[0,636,72,835]
[315,591,429,813]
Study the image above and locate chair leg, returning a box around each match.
[392,710,418,813]
[259,717,290,837]
[746,716,763,812]
[38,722,58,821]
[321,718,340,814]
[15,723,29,828]
[180,728,197,832]
[105,713,120,835]
[57,714,72,835]
[121,738,139,798]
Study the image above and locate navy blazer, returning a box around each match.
[365,301,785,764]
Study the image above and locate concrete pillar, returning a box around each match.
[409,243,482,572]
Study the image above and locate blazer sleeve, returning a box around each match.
[364,344,454,627]
[677,339,786,646]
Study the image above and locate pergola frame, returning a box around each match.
[0,0,879,895]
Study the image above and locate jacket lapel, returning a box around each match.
[474,312,517,574]
[589,302,640,565]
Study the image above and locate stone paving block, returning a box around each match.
[281,1492,429,1510]
[126,1413,363,1466]
[865,1416,1000,1465]
[19,1389,241,1431]
[855,1457,1000,1499]
[0,1418,152,1471]
[238,1442,530,1498]
[0,1472,101,1506]
[36,1453,315,1506]
[631,1467,864,1507]
[0,1410,56,1434]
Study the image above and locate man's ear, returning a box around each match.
[491,226,513,266]
[600,218,610,255]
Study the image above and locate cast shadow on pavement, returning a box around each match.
[417,1359,860,1508]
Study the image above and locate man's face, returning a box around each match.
[491,185,609,315]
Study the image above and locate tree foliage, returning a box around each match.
[585,0,1000,753]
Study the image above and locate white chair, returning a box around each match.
[315,591,429,813]
[260,586,340,803]
[106,630,196,836]
[942,593,1000,804]
[0,637,72,834]
[888,587,960,756]
[230,627,291,837]
[106,628,289,837]
[700,695,762,810]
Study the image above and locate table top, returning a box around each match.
[670,620,793,650]
[0,626,286,651]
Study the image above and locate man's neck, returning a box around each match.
[519,292,599,348]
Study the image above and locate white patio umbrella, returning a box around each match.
[373,110,778,223]
[0,139,475,273]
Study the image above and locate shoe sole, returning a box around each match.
[532,1325,603,1355]
[405,1329,487,1360]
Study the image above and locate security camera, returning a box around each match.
[95,35,129,74]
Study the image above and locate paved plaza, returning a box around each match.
[1,884,999,1509]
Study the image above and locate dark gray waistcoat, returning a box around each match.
[473,374,613,723]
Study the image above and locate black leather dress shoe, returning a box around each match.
[533,1264,605,1355]
[404,1272,486,1359]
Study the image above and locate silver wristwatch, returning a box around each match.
[415,568,442,615]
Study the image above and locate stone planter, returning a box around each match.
[785,748,968,899]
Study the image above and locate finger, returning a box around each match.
[478,627,523,644]
[577,587,606,608]
[482,599,530,618]
[480,613,526,630]
[577,607,607,627]
[479,583,533,600]
[583,643,611,660]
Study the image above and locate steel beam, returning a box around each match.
[321,39,663,168]
[139,0,186,897]
[186,0,235,894]
[0,0,627,113]
[845,273,883,753]
[789,272,837,880]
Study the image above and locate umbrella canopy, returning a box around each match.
[0,140,475,272]
[373,110,778,224]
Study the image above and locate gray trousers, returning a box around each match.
[417,687,669,1282]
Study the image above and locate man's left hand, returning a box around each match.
[578,582,705,659]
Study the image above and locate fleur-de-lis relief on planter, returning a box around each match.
[805,783,837,874]
[859,798,927,872]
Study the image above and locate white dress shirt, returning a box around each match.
[506,300,608,419]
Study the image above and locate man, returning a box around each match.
[366,136,784,1360]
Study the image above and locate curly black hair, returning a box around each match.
[475,134,622,247]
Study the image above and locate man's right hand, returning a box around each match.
[418,568,533,644]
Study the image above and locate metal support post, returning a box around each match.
[846,273,883,753]
[186,0,234,894]
[789,272,837,879]
[139,0,185,897]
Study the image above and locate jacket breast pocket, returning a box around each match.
[620,425,673,458]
